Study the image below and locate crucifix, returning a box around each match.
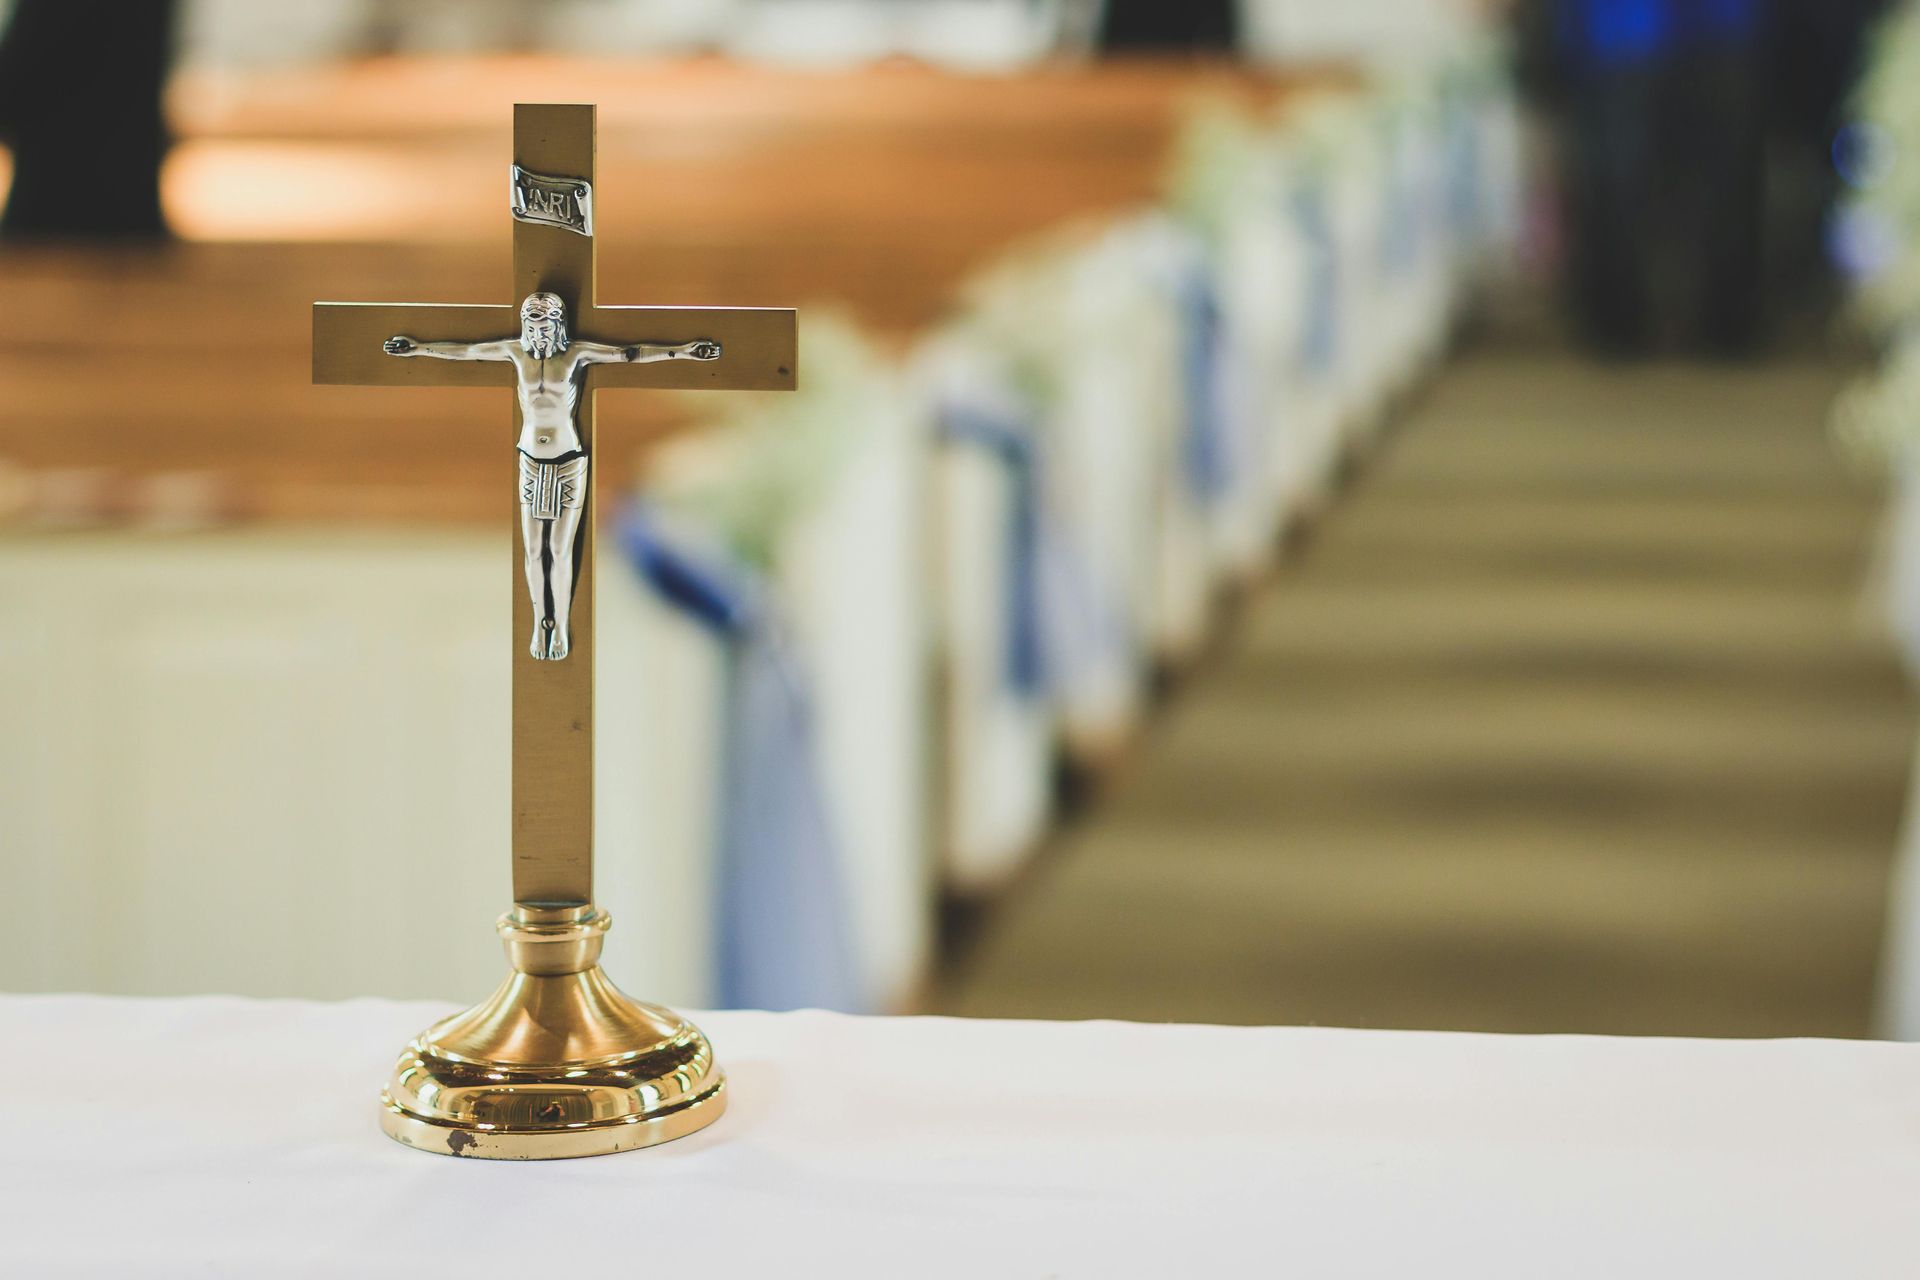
[313,104,796,1160]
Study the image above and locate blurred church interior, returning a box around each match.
[6,0,1920,1043]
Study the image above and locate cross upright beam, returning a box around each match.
[313,104,797,909]
[508,103,597,909]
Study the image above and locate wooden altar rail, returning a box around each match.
[0,59,1350,526]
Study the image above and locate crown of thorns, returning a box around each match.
[520,293,566,320]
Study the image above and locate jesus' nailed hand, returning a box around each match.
[383,291,723,661]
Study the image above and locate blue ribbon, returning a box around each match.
[617,503,760,634]
[938,402,1049,700]
[1179,263,1237,506]
[614,502,866,1013]
[1378,128,1423,280]
[1292,182,1340,376]
[1444,92,1485,249]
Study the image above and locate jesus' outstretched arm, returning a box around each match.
[383,336,519,360]
[571,338,723,366]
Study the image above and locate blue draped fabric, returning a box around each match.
[938,397,1128,707]
[614,502,865,1013]
[1378,129,1423,281]
[1178,263,1238,506]
[937,402,1049,698]
[1291,182,1340,377]
[1444,92,1485,250]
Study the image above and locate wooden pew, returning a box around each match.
[0,57,1349,525]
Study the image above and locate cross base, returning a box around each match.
[378,905,727,1160]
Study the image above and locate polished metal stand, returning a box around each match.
[380,906,726,1159]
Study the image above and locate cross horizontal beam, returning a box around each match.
[313,302,798,391]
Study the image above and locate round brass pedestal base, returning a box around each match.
[380,1064,726,1160]
[379,905,727,1160]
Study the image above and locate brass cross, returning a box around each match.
[313,103,797,909]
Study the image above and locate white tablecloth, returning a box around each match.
[5,994,1916,1277]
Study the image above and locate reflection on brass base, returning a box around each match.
[380,905,726,1160]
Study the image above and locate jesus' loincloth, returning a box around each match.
[518,449,589,520]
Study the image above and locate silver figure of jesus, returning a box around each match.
[384,292,721,660]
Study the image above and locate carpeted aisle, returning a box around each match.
[939,350,1916,1037]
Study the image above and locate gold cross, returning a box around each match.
[312,103,797,909]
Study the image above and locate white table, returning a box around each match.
[6,994,1916,1277]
